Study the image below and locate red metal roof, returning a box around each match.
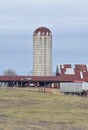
[56,64,88,82]
[0,76,59,82]
[0,64,88,82]
[33,26,51,36]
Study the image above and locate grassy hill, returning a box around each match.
[0,87,88,130]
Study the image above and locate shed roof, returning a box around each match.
[0,64,88,82]
[56,64,88,82]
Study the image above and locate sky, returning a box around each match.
[0,0,88,75]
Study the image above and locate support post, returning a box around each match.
[21,78,23,87]
[44,81,46,93]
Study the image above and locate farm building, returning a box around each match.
[56,64,88,95]
[0,64,88,88]
[0,76,59,88]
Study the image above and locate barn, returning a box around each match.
[56,64,88,95]
[0,64,88,88]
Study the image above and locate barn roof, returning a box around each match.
[0,76,59,82]
[0,64,88,82]
[56,64,88,82]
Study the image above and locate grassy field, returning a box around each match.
[0,87,88,130]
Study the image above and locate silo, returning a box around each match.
[33,26,52,76]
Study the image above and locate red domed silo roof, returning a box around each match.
[33,26,52,36]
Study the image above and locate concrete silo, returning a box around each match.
[33,26,52,76]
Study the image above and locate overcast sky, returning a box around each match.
[0,0,88,75]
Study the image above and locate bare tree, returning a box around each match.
[3,69,17,76]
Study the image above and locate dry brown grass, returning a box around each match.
[0,87,88,130]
